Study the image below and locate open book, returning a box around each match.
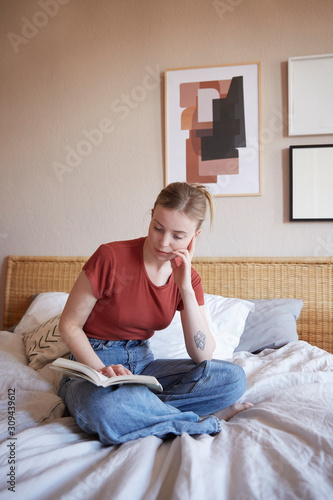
[50,358,163,392]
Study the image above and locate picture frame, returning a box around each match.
[288,53,333,136]
[164,63,261,197]
[290,144,333,221]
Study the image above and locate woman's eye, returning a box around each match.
[154,227,163,232]
[173,234,182,240]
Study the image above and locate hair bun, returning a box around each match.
[154,182,214,229]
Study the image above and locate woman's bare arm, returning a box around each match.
[59,271,131,376]
[171,237,216,363]
[180,300,216,363]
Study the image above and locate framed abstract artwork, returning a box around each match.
[164,63,261,196]
[290,144,333,221]
[288,53,333,136]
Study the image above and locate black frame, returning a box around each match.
[290,144,333,222]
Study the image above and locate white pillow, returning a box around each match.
[149,294,255,360]
[14,292,69,334]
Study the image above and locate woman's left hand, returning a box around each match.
[171,236,195,293]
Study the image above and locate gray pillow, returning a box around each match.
[235,298,304,353]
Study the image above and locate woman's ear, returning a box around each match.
[195,229,202,238]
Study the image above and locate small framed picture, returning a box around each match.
[288,53,333,136]
[164,63,261,196]
[290,144,333,221]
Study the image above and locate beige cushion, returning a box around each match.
[23,315,70,370]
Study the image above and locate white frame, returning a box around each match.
[290,145,333,221]
[288,53,333,136]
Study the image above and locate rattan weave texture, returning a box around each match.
[4,255,332,353]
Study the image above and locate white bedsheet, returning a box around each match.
[0,332,332,500]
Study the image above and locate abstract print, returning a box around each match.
[180,77,246,184]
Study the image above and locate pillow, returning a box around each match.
[235,298,304,353]
[23,315,70,370]
[149,293,255,360]
[14,292,69,334]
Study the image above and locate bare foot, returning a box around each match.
[214,402,253,422]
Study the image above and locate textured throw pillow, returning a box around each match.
[23,315,70,370]
[149,293,255,360]
[14,292,69,334]
[235,298,304,353]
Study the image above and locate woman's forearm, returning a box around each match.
[59,320,105,370]
[58,270,105,370]
[180,290,216,363]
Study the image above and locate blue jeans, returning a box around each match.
[59,338,246,445]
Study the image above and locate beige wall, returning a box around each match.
[1,0,333,328]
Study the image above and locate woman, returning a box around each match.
[59,182,252,444]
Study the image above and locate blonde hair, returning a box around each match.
[154,182,214,230]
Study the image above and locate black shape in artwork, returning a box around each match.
[200,76,246,162]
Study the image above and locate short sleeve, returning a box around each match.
[82,245,114,299]
[177,267,204,311]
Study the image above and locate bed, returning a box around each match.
[1,255,332,500]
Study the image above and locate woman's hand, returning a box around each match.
[97,364,132,378]
[171,236,195,293]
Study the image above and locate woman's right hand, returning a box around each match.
[97,364,132,378]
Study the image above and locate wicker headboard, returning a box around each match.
[3,255,333,354]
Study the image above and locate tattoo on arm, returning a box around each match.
[194,331,206,351]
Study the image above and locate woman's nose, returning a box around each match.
[160,234,170,248]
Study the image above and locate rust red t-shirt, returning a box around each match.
[82,237,204,341]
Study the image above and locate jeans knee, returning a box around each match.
[210,360,247,398]
[227,363,247,401]
[61,378,104,427]
[236,364,247,392]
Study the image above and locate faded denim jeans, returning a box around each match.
[59,338,246,445]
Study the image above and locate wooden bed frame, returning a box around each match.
[3,255,333,354]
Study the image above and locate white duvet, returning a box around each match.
[0,332,332,500]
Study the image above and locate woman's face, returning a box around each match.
[147,205,199,262]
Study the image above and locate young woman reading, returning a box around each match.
[59,182,252,444]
